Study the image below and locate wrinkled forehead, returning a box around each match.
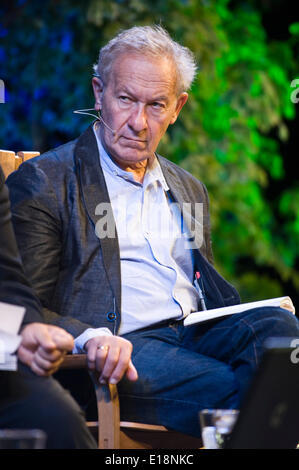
[105,52,179,95]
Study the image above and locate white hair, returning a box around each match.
[93,25,197,94]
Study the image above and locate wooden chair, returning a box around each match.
[61,354,202,449]
[0,149,202,450]
[0,150,40,178]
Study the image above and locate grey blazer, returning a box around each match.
[6,124,240,337]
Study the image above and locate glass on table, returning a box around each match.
[199,409,239,449]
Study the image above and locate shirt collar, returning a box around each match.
[93,121,169,191]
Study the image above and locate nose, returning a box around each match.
[128,103,148,133]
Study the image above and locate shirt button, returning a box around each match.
[107,311,117,322]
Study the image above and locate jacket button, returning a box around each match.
[107,311,116,322]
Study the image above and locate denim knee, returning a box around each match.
[238,306,299,340]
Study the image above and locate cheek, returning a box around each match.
[102,97,119,120]
[110,108,131,130]
[150,119,171,140]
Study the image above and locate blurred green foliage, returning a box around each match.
[0,0,298,305]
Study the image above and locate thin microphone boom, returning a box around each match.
[73,108,116,136]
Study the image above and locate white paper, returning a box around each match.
[0,335,20,371]
[0,352,18,370]
[0,302,25,371]
[184,297,293,327]
[0,331,22,357]
[0,301,25,334]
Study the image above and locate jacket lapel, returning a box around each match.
[158,155,240,310]
[74,124,121,315]
[157,155,206,256]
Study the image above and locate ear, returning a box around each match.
[92,76,104,111]
[169,92,188,125]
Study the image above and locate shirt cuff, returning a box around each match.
[73,327,113,354]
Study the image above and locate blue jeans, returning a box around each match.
[119,307,299,437]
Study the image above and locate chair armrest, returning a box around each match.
[60,353,121,448]
[61,353,88,369]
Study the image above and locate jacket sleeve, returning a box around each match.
[0,166,42,326]
[6,162,94,337]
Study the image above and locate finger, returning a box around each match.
[30,359,53,377]
[95,345,110,375]
[31,362,60,377]
[99,346,120,384]
[20,323,56,354]
[108,347,133,384]
[33,350,64,373]
[126,360,139,382]
[36,346,64,362]
[17,345,34,367]
[86,340,100,370]
[33,326,57,352]
[47,326,74,352]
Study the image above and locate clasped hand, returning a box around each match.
[85,335,138,385]
[18,323,74,376]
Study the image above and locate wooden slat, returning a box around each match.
[120,421,168,431]
[0,150,40,178]
[14,155,23,171]
[61,354,88,369]
[96,382,121,449]
[120,430,153,449]
[0,150,15,179]
[17,151,40,161]
[120,428,201,449]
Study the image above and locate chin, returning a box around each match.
[115,148,152,163]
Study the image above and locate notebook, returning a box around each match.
[184,296,295,326]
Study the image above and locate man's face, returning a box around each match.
[92,53,188,169]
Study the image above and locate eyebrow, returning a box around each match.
[117,86,170,104]
[151,96,169,103]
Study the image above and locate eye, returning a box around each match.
[119,96,131,103]
[152,102,164,108]
[151,101,165,110]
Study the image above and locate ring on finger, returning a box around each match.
[97,345,109,352]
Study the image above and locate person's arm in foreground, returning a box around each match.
[0,165,75,376]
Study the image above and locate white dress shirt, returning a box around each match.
[73,122,199,352]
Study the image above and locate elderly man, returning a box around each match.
[0,165,96,448]
[6,26,299,438]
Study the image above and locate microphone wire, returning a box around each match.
[73,108,116,136]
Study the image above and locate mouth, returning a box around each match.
[120,136,147,148]
[122,136,146,143]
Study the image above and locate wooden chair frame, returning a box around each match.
[61,354,202,449]
[0,150,40,178]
